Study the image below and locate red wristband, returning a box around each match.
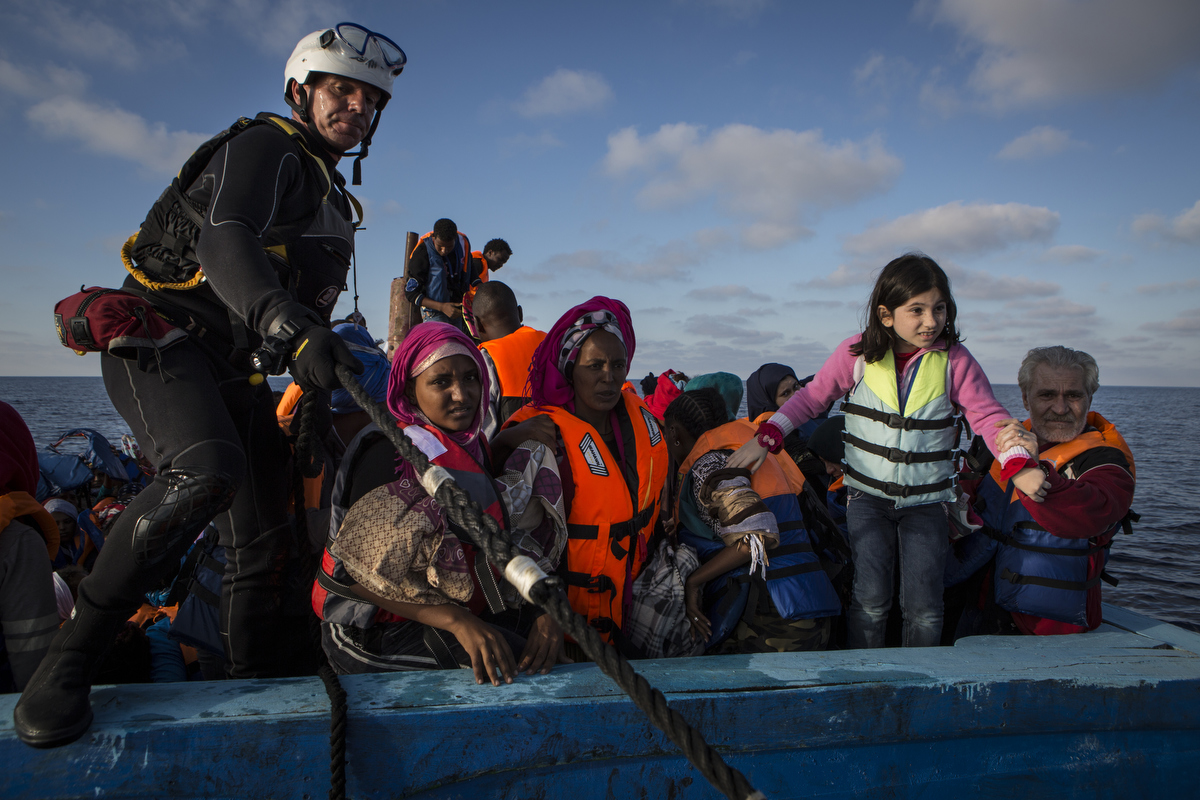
[756,421,785,454]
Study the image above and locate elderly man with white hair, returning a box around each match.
[947,346,1136,636]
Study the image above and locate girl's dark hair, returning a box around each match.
[664,388,728,440]
[852,252,960,363]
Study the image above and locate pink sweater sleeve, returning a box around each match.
[946,344,1029,464]
[767,335,861,436]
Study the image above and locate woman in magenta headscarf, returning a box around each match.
[505,298,669,652]
[311,322,566,685]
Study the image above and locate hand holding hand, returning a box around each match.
[995,419,1038,459]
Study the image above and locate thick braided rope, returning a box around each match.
[334,364,765,800]
[317,662,349,800]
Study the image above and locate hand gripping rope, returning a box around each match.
[329,365,765,800]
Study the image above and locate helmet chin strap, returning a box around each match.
[284,79,311,122]
[342,109,382,186]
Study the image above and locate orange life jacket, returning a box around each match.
[506,391,667,643]
[479,326,547,424]
[676,418,807,513]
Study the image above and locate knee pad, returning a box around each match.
[132,468,238,567]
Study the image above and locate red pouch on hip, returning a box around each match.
[54,286,186,359]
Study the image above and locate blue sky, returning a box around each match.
[1,0,1198,387]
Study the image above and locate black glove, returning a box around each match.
[288,325,363,392]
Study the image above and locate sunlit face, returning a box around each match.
[410,354,481,432]
[432,236,456,258]
[1023,363,1091,445]
[484,249,509,271]
[774,375,800,408]
[879,289,947,354]
[571,331,628,417]
[296,74,381,153]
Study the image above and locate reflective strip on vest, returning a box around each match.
[843,349,958,507]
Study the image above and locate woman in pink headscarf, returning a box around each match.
[505,298,669,654]
[312,322,567,685]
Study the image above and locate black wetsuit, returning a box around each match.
[91,115,356,678]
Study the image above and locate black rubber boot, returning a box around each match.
[12,598,130,748]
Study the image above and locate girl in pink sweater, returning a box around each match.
[729,254,1044,647]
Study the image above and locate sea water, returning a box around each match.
[3,376,1197,632]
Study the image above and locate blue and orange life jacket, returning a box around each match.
[673,419,841,649]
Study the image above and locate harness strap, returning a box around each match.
[841,401,956,431]
[999,567,1102,592]
[473,555,507,614]
[844,465,955,498]
[186,578,221,608]
[765,562,823,580]
[315,569,365,603]
[984,525,1110,557]
[843,431,954,464]
[422,626,461,670]
[563,571,617,598]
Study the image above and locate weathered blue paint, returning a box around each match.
[1,604,1197,799]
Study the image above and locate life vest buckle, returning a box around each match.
[886,447,910,464]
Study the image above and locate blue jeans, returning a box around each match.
[846,489,949,648]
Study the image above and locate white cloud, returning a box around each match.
[25,1,141,69]
[1141,308,1200,334]
[1041,245,1102,263]
[1132,200,1200,244]
[949,267,1060,301]
[686,285,771,303]
[515,69,614,118]
[1138,278,1200,294]
[604,123,902,249]
[0,59,89,99]
[918,67,963,117]
[534,247,688,283]
[996,126,1086,160]
[843,201,1059,258]
[681,315,782,344]
[922,0,1200,109]
[0,56,209,176]
[27,97,210,176]
[155,0,350,55]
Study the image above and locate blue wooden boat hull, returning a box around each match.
[2,603,1198,799]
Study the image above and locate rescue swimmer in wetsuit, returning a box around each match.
[14,23,407,748]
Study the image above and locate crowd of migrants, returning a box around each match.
[2,251,1137,694]
[4,21,1136,750]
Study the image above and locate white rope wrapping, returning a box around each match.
[504,555,548,603]
[419,465,453,499]
[745,534,768,581]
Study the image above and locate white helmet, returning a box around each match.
[285,23,406,109]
